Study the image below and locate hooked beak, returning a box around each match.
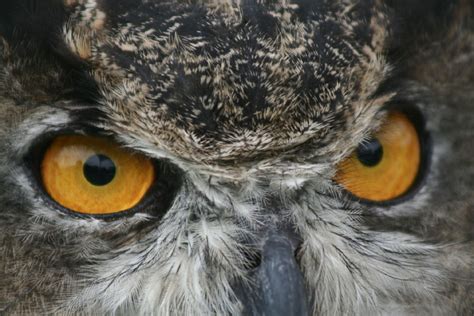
[236,228,309,316]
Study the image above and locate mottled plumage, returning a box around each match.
[0,0,473,315]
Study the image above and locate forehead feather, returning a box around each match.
[64,0,391,163]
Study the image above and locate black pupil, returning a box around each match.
[83,154,116,186]
[356,138,384,167]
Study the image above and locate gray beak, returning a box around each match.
[236,228,309,316]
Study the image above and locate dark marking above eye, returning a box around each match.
[356,138,383,167]
[83,154,116,186]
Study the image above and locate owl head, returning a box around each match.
[0,0,472,314]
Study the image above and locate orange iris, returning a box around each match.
[41,135,155,215]
[335,112,421,202]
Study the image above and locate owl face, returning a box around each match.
[0,0,473,315]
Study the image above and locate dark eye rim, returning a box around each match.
[342,103,432,207]
[24,130,182,221]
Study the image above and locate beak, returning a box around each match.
[236,228,309,316]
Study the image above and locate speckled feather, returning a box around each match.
[0,0,472,315]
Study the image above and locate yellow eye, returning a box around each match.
[335,111,421,202]
[41,135,155,215]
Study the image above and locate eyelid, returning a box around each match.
[335,105,431,206]
[23,132,182,220]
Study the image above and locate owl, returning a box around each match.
[0,0,473,315]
